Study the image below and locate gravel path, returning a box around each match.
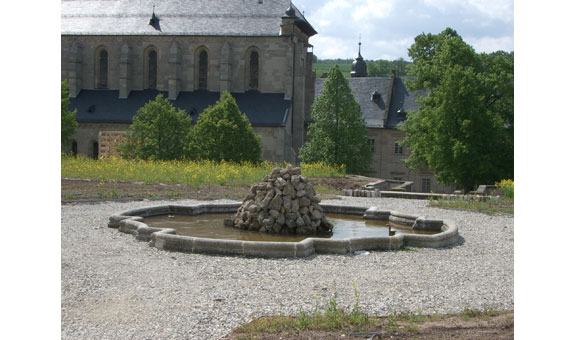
[61,197,513,340]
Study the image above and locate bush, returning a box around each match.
[118,94,192,160]
[496,179,514,199]
[188,92,262,162]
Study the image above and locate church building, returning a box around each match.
[314,43,454,193]
[61,0,316,163]
[61,0,452,193]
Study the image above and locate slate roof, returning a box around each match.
[314,77,426,129]
[61,0,316,36]
[70,89,291,127]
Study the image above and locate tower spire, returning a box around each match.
[358,33,362,58]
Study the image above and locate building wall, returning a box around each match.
[62,21,314,161]
[65,122,291,163]
[63,123,131,158]
[366,128,453,193]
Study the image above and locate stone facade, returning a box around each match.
[366,129,453,193]
[61,0,315,162]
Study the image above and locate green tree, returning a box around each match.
[118,94,192,160]
[188,92,262,162]
[61,80,77,147]
[299,65,372,174]
[400,28,513,191]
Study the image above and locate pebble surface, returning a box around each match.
[61,196,514,340]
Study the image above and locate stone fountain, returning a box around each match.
[225,166,333,235]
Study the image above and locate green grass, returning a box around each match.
[313,63,352,78]
[61,154,345,186]
[429,196,513,215]
[234,282,372,336]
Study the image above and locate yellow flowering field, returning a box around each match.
[61,154,345,187]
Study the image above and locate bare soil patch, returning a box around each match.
[226,311,513,340]
[61,176,371,202]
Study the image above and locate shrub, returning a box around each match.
[188,92,262,163]
[496,179,514,199]
[118,94,192,160]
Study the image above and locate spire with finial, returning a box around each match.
[149,4,160,30]
[351,33,367,77]
[358,33,363,58]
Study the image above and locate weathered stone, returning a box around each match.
[286,219,296,229]
[296,217,305,227]
[276,213,285,225]
[290,199,299,213]
[311,210,322,220]
[291,175,300,186]
[272,223,282,233]
[283,183,296,198]
[302,214,311,226]
[299,196,311,207]
[231,167,333,235]
[274,177,287,188]
[269,194,282,211]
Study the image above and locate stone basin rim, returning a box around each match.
[108,202,459,258]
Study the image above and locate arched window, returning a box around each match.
[146,49,158,89]
[249,51,259,90]
[198,50,208,89]
[96,49,108,88]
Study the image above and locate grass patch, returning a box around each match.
[61,154,345,186]
[233,282,372,337]
[428,196,513,215]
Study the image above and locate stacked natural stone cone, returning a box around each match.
[226,166,333,235]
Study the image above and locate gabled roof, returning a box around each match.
[70,89,291,127]
[61,0,316,37]
[314,77,426,129]
[314,77,392,128]
[387,77,428,128]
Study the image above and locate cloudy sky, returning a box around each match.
[293,0,514,61]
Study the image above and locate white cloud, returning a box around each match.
[298,0,514,60]
[468,0,514,23]
[352,0,395,22]
[424,0,514,22]
[466,35,514,53]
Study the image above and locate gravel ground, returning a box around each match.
[61,196,513,340]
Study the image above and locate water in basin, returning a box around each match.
[144,213,437,242]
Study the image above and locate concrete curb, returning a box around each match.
[109,202,460,258]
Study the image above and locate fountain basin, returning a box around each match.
[108,203,459,258]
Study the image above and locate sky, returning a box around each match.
[293,0,514,61]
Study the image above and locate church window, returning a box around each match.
[146,49,158,89]
[394,141,403,155]
[198,50,208,89]
[96,49,108,89]
[249,51,259,90]
[367,138,375,152]
[422,178,431,193]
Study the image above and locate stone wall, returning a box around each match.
[366,128,454,193]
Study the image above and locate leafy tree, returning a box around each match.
[299,65,372,174]
[188,92,262,162]
[367,58,411,77]
[61,80,77,147]
[400,28,513,191]
[118,94,192,160]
